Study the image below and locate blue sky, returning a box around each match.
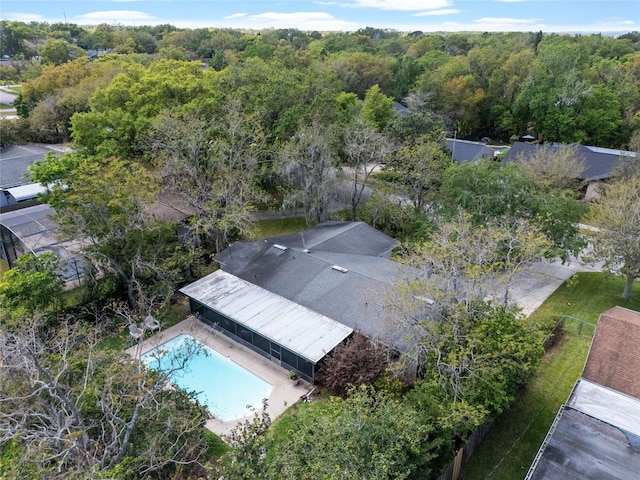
[2,1,638,34]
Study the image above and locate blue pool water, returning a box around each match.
[140,334,273,421]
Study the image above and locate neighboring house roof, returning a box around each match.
[503,142,636,182]
[392,101,410,117]
[582,306,640,399]
[4,183,48,202]
[446,138,497,163]
[148,192,197,224]
[215,221,405,347]
[567,379,640,437]
[0,203,84,281]
[0,143,70,188]
[525,307,640,480]
[179,270,353,363]
[525,403,640,480]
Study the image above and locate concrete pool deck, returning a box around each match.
[126,316,308,436]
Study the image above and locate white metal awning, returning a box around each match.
[179,270,353,363]
[5,183,48,202]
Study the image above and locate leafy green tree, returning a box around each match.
[243,37,274,61]
[390,218,545,430]
[588,176,640,300]
[0,20,37,58]
[157,44,190,61]
[28,150,84,184]
[384,110,444,143]
[437,160,584,261]
[358,188,431,241]
[38,156,191,309]
[71,59,212,158]
[360,84,395,131]
[38,37,86,66]
[404,301,542,436]
[513,39,627,146]
[386,134,450,209]
[333,52,392,98]
[0,252,63,321]
[269,386,441,480]
[213,401,271,480]
[390,55,423,99]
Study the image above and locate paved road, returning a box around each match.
[0,86,17,106]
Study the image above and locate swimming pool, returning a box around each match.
[140,334,273,421]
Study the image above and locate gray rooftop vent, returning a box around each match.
[272,244,288,251]
[332,265,348,273]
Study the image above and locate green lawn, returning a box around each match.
[249,217,309,239]
[460,272,640,480]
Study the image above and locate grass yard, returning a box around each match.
[460,272,640,480]
[249,216,309,239]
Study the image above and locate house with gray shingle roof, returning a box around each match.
[179,221,407,381]
[445,138,506,163]
[503,142,636,199]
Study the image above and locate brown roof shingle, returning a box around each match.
[583,306,640,399]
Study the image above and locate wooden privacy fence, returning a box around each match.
[435,422,493,480]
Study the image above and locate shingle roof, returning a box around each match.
[269,221,399,257]
[503,142,635,182]
[216,221,406,346]
[582,306,640,399]
[446,138,496,163]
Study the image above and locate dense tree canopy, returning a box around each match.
[3,23,638,148]
[437,160,585,261]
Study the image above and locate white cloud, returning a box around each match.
[3,12,46,22]
[345,0,452,11]
[73,10,157,25]
[180,11,357,31]
[414,9,462,17]
[224,13,247,19]
[473,17,541,25]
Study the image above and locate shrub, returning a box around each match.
[316,332,388,397]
